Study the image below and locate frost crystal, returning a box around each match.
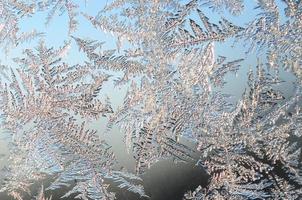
[0,0,302,199]
[0,42,145,199]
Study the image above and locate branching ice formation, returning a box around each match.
[0,0,301,199]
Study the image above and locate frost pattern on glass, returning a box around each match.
[0,0,301,199]
[35,186,52,200]
[0,0,82,53]
[0,42,146,199]
[86,0,302,199]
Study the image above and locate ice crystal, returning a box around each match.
[35,185,52,200]
[0,0,84,53]
[0,42,145,199]
[0,0,41,53]
[0,0,301,199]
[85,0,302,199]
[82,0,244,175]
